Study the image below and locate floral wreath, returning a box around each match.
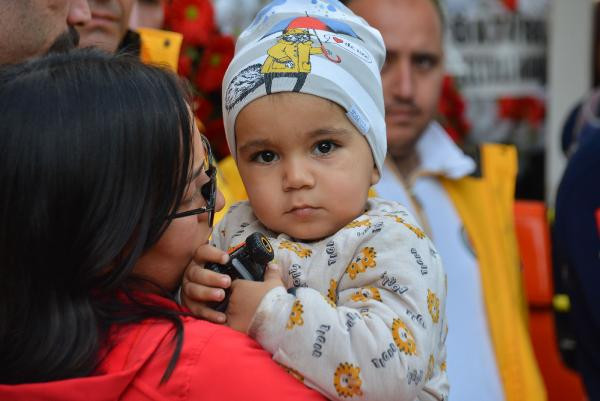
[163,0,235,160]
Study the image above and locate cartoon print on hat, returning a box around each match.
[223,0,388,174]
[224,11,361,112]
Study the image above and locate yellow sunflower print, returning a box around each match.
[387,215,426,239]
[327,279,338,306]
[426,354,435,381]
[427,289,440,323]
[392,319,417,355]
[345,219,372,229]
[351,286,382,302]
[279,240,312,258]
[333,362,363,398]
[346,247,377,280]
[286,299,304,329]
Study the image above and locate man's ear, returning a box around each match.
[370,164,381,185]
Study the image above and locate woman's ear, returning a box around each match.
[370,164,381,185]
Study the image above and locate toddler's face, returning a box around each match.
[235,92,379,241]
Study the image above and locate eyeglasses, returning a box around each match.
[168,135,217,227]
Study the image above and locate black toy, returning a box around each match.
[207,232,274,311]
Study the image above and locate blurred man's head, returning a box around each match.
[0,0,91,65]
[347,0,444,160]
[129,0,164,31]
[77,0,135,53]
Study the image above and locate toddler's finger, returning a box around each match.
[263,262,284,285]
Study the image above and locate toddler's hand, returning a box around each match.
[181,243,231,323]
[226,262,284,333]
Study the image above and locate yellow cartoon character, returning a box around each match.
[346,247,377,279]
[279,240,312,258]
[327,279,338,306]
[392,319,417,355]
[427,289,440,324]
[333,362,363,398]
[387,215,426,239]
[351,286,382,302]
[286,299,305,329]
[345,219,372,229]
[261,28,323,94]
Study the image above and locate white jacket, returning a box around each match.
[213,198,449,401]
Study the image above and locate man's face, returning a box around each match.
[348,0,444,159]
[77,0,135,53]
[0,0,91,65]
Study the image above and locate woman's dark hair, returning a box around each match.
[0,49,195,384]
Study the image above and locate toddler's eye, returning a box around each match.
[254,150,278,163]
[314,141,337,155]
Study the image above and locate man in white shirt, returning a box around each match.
[344,0,545,399]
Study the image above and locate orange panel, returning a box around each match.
[529,312,586,400]
[514,200,553,306]
[514,200,587,400]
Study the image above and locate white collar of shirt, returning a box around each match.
[415,121,476,179]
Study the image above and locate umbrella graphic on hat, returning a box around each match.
[261,15,361,63]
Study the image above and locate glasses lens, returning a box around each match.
[200,136,216,227]
[202,167,216,227]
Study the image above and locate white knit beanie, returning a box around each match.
[222,0,387,174]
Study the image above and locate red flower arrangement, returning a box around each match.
[438,75,470,144]
[163,0,235,159]
[497,96,546,129]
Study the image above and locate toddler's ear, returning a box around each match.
[370,164,381,185]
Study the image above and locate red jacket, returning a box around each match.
[0,295,325,401]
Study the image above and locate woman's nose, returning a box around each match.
[214,189,226,213]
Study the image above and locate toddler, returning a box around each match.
[186,1,448,400]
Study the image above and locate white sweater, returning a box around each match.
[212,198,449,401]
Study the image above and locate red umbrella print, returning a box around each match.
[261,14,361,63]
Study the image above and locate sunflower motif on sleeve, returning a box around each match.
[387,215,426,239]
[327,279,338,306]
[345,219,372,229]
[426,354,435,381]
[346,247,377,279]
[351,286,382,302]
[392,318,417,355]
[427,289,440,324]
[333,362,363,398]
[286,299,305,329]
[279,240,312,258]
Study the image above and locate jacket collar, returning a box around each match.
[415,121,476,179]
